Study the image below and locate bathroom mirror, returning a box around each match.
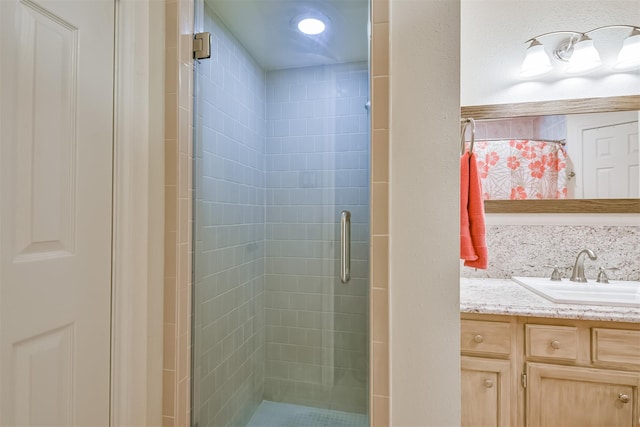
[461,95,640,213]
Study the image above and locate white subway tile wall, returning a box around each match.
[192,5,266,427]
[264,63,370,414]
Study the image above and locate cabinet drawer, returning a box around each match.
[526,324,578,361]
[461,320,511,356]
[592,328,640,367]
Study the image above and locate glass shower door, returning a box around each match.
[192,1,370,426]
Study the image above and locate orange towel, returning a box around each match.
[460,152,475,261]
[460,151,488,269]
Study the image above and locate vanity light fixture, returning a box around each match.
[565,34,601,74]
[520,24,640,78]
[614,27,640,71]
[521,39,553,77]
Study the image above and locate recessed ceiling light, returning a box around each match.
[297,17,326,35]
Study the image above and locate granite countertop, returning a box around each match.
[461,277,640,323]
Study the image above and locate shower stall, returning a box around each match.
[191,0,371,425]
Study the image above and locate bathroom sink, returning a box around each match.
[512,276,640,308]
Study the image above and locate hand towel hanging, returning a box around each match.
[460,150,488,269]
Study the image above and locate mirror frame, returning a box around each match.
[461,95,640,214]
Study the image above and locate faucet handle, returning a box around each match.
[596,267,609,284]
[543,265,564,281]
[596,267,619,284]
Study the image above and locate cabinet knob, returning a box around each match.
[483,379,494,388]
[618,393,630,404]
[550,340,560,349]
[474,335,484,343]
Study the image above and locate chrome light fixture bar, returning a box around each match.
[520,24,640,78]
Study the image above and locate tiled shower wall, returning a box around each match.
[192,4,266,427]
[460,225,640,281]
[263,63,370,413]
[165,0,391,425]
[192,8,371,426]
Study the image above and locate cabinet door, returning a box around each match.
[527,362,640,427]
[461,356,512,427]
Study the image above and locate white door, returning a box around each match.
[582,121,639,198]
[1,0,115,425]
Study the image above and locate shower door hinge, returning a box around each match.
[521,372,527,388]
[193,32,211,59]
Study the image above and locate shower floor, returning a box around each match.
[246,401,368,427]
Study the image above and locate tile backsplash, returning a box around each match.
[461,225,640,281]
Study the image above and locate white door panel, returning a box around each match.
[1,0,115,425]
[583,121,639,198]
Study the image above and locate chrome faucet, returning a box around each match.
[570,249,597,283]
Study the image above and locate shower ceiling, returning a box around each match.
[205,0,369,70]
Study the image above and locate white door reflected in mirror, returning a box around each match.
[581,121,639,198]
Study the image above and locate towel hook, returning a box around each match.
[460,118,476,154]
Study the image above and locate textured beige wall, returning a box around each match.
[389,0,461,425]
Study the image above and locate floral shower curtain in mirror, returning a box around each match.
[473,139,568,200]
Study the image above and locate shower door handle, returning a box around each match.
[340,210,351,283]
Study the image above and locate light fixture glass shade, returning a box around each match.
[613,31,640,71]
[520,41,552,78]
[566,37,601,74]
[297,18,326,35]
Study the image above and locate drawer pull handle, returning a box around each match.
[483,379,494,388]
[550,340,561,349]
[618,393,630,404]
[474,335,484,343]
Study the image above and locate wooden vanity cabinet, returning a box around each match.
[461,356,512,427]
[527,363,639,427]
[460,316,519,427]
[524,319,640,427]
[461,314,640,427]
